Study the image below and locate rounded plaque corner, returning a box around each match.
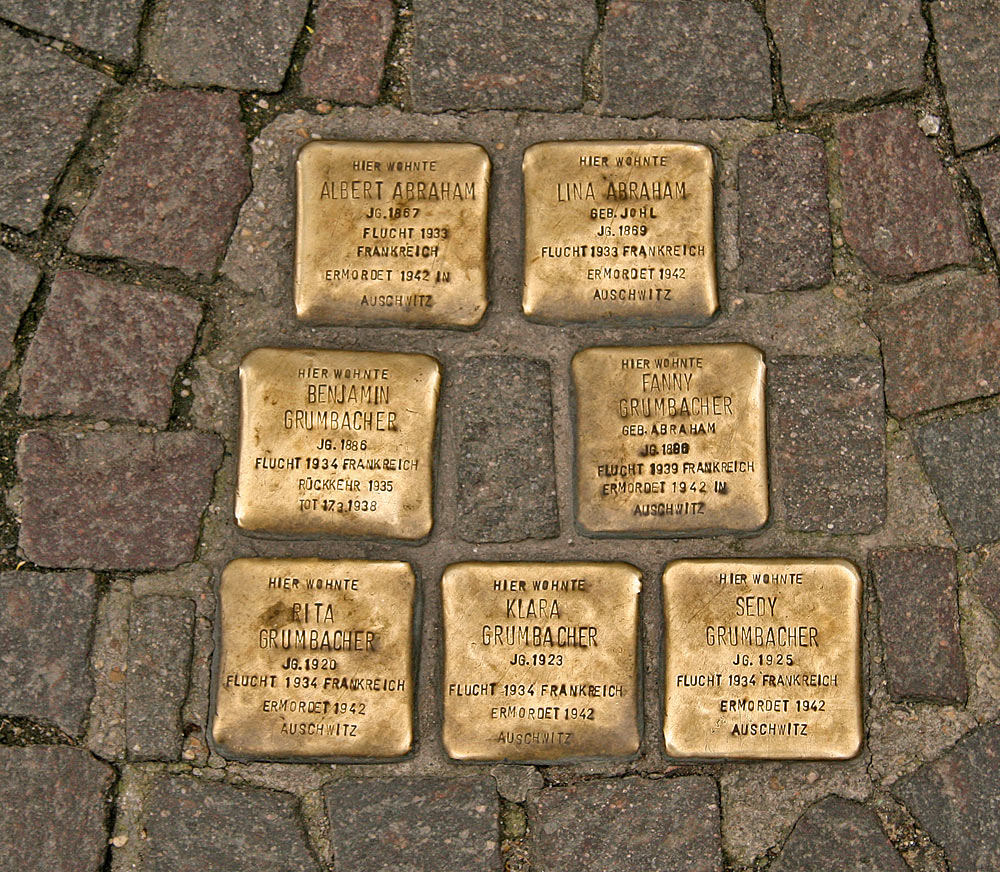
[838,731,865,761]
[239,346,272,375]
[295,137,326,164]
[521,141,546,172]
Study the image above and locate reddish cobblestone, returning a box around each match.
[965,151,1000,251]
[0,247,40,371]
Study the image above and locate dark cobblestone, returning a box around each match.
[300,0,394,104]
[913,408,1000,548]
[141,776,319,872]
[738,133,832,292]
[324,776,499,872]
[146,0,309,92]
[768,0,926,113]
[411,0,597,111]
[969,547,1000,621]
[930,0,1000,151]
[894,719,1000,872]
[768,356,886,533]
[17,429,222,570]
[0,0,145,63]
[965,151,1000,252]
[69,90,250,278]
[0,247,40,371]
[20,270,202,425]
[870,548,966,704]
[0,569,96,735]
[528,775,721,872]
[603,0,771,119]
[866,273,1000,418]
[452,356,558,543]
[838,107,972,278]
[127,595,195,760]
[0,27,112,232]
[771,796,908,872]
[0,745,114,872]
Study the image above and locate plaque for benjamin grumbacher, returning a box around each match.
[296,140,489,327]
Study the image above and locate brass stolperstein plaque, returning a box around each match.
[211,558,416,761]
[522,140,717,323]
[295,140,490,327]
[572,343,768,535]
[662,559,863,760]
[442,561,642,762]
[235,347,440,539]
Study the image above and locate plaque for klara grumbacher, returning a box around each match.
[235,347,440,539]
[572,343,768,536]
[662,559,863,760]
[210,558,416,761]
[441,561,641,763]
[523,140,717,324]
[295,140,489,327]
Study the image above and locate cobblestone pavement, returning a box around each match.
[1,2,999,870]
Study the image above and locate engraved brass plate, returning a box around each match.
[236,347,439,539]
[295,140,489,327]
[663,559,862,760]
[572,343,768,535]
[442,561,642,762]
[523,140,717,323]
[211,558,416,760]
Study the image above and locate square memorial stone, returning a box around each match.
[522,141,717,324]
[295,140,489,327]
[236,348,440,539]
[441,561,641,763]
[662,558,863,760]
[211,558,416,761]
[572,343,768,536]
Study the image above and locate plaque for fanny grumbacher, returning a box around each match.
[662,559,862,760]
[236,348,440,539]
[211,558,416,760]
[441,561,641,762]
[523,140,717,324]
[296,140,489,327]
[572,343,768,536]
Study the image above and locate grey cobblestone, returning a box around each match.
[0,0,145,63]
[0,247,40,371]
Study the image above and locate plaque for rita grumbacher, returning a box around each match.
[295,140,489,327]
[523,140,717,324]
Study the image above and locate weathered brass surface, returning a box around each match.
[236,347,439,539]
[523,140,717,323]
[295,140,489,327]
[211,558,416,761]
[441,561,642,762]
[662,558,863,760]
[572,343,768,535]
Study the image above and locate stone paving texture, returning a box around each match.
[0,744,114,872]
[969,548,1000,621]
[0,569,96,735]
[965,150,1000,251]
[69,89,250,277]
[0,247,39,371]
[20,269,202,425]
[324,776,499,872]
[0,0,145,63]
[738,133,832,293]
[17,429,222,570]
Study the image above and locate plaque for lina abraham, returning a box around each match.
[662,559,862,760]
[441,561,641,762]
[522,140,717,324]
[295,140,489,327]
[211,558,416,760]
[572,343,768,536]
[235,348,440,539]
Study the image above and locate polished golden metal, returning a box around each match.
[572,343,768,536]
[441,561,642,762]
[236,347,439,539]
[662,558,862,760]
[211,558,416,761]
[523,140,717,324]
[295,140,489,327]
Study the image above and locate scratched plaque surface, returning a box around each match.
[663,559,862,760]
[211,558,416,761]
[572,343,768,536]
[523,140,717,323]
[295,140,489,327]
[236,347,440,539]
[442,561,641,762]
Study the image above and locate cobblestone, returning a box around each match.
[969,548,1000,621]
[965,151,1000,251]
[20,270,202,425]
[0,247,39,371]
[0,0,145,63]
